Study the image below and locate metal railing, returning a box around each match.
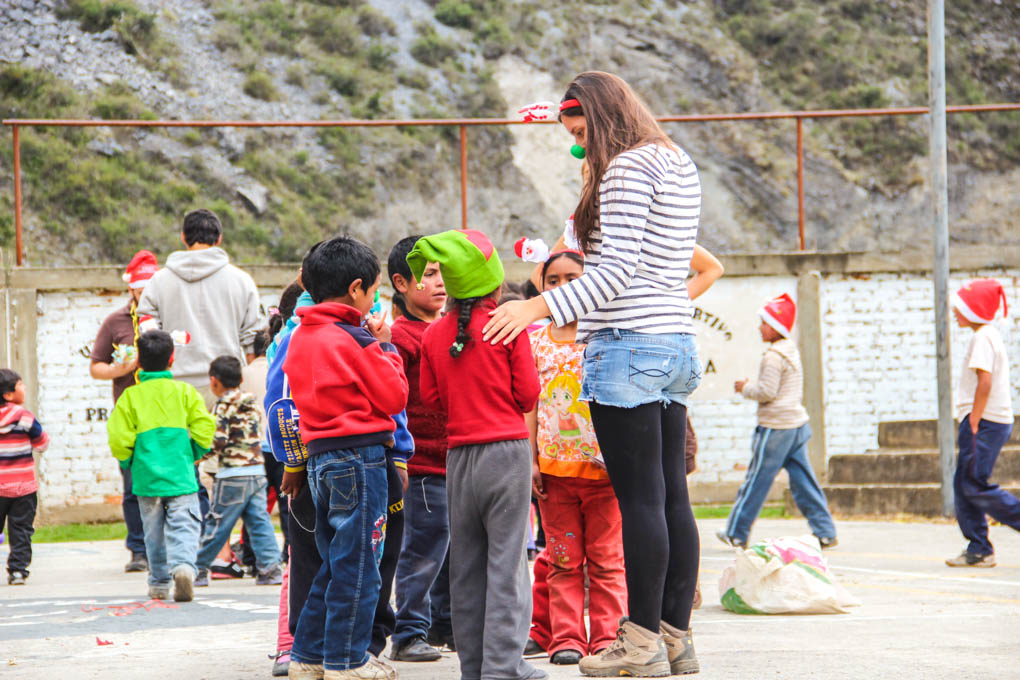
[4,102,1020,266]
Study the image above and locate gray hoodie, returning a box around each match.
[137,247,262,387]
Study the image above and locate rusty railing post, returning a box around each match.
[459,124,468,230]
[12,124,23,266]
[796,116,805,251]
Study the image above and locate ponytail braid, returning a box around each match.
[449,297,481,358]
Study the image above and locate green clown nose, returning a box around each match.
[570,144,586,159]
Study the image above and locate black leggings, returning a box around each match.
[590,401,699,633]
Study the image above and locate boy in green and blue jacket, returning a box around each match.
[108,330,215,602]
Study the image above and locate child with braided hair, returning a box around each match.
[411,230,544,680]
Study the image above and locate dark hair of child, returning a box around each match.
[137,330,175,372]
[521,279,541,299]
[387,235,423,318]
[0,368,21,403]
[267,281,305,342]
[301,236,380,304]
[540,251,585,286]
[182,208,223,246]
[252,329,271,358]
[209,355,243,389]
[498,282,523,305]
[446,286,501,359]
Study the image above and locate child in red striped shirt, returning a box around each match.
[0,369,50,585]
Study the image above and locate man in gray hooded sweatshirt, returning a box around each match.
[137,209,263,408]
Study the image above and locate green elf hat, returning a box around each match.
[406,229,504,300]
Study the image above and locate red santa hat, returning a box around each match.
[759,293,796,339]
[953,278,1008,324]
[123,250,158,289]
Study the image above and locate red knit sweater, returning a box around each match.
[391,317,449,476]
[420,298,540,448]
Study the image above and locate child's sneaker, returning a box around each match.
[8,571,27,585]
[818,536,839,550]
[270,650,291,677]
[125,552,149,573]
[660,620,699,675]
[172,566,194,602]
[148,585,170,600]
[323,656,396,679]
[256,563,284,585]
[194,569,209,587]
[714,530,746,549]
[946,551,996,568]
[288,661,324,680]
[578,618,670,677]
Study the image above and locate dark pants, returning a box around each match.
[955,417,1020,556]
[120,467,146,555]
[430,548,453,638]
[0,492,37,574]
[287,479,319,638]
[241,451,291,568]
[369,455,405,656]
[196,467,210,535]
[393,474,450,647]
[590,401,699,633]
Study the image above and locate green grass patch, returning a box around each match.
[34,522,129,543]
[692,504,787,520]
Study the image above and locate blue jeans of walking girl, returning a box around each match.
[290,445,387,672]
[725,424,836,544]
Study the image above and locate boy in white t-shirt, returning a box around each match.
[946,279,1019,568]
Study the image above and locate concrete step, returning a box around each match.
[785,483,1020,518]
[879,416,1020,448]
[827,446,1020,485]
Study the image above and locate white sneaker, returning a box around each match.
[288,661,324,680]
[323,656,397,680]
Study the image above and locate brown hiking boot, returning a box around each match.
[578,618,670,677]
[660,620,700,675]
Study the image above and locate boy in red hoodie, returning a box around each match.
[386,236,452,662]
[282,237,409,680]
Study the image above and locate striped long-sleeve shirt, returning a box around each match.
[0,402,49,497]
[542,143,701,340]
[740,339,810,430]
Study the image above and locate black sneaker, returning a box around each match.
[551,649,583,665]
[209,559,245,579]
[125,552,149,573]
[8,571,27,585]
[523,638,545,657]
[389,635,442,662]
[426,628,456,652]
[269,650,290,677]
[194,569,209,587]
[946,551,996,568]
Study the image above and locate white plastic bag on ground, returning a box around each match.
[718,535,860,614]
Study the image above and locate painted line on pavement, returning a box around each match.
[693,612,1002,625]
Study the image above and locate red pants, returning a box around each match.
[534,474,627,655]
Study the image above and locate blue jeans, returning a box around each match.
[393,474,450,647]
[137,493,201,587]
[581,329,701,407]
[120,466,146,555]
[195,475,280,572]
[725,424,836,543]
[955,417,1020,556]
[291,445,388,672]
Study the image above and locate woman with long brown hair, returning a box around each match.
[485,72,703,677]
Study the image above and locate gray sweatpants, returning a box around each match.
[447,439,536,680]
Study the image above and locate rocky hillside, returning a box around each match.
[1,0,1018,266]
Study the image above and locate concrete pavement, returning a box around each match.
[2,518,1018,679]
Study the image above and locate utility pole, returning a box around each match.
[928,0,954,516]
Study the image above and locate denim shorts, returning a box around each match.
[580,329,701,408]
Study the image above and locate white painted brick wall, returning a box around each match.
[820,270,1020,457]
[33,289,281,512]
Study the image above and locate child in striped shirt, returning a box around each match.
[0,369,50,585]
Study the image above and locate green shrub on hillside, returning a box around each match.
[410,24,458,66]
[243,71,280,101]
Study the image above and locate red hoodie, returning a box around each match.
[284,302,408,456]
[420,298,539,448]
[391,317,449,476]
